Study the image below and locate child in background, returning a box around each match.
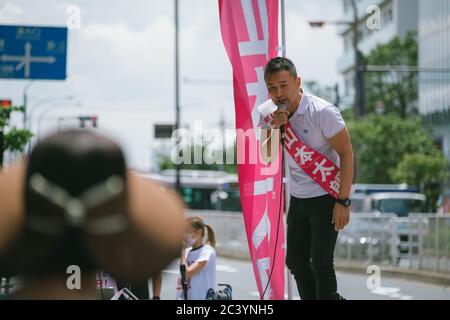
[176,216,217,300]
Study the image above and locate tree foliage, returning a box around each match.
[392,153,449,212]
[1,105,32,156]
[157,143,237,174]
[347,114,440,184]
[364,32,418,118]
[4,128,33,152]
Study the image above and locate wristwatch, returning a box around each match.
[336,197,352,207]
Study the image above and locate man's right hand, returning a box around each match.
[271,108,290,128]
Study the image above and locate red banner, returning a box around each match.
[219,0,284,300]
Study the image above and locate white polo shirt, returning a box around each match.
[260,92,346,199]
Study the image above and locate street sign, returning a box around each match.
[154,124,175,139]
[0,25,67,80]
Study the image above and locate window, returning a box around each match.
[343,0,348,13]
[375,199,427,217]
[181,187,216,210]
[382,6,393,27]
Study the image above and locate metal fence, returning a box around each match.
[336,212,450,273]
[190,210,450,274]
[335,213,399,265]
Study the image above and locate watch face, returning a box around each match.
[338,198,351,207]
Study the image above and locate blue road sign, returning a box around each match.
[0,25,67,80]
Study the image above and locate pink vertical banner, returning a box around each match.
[219,0,285,300]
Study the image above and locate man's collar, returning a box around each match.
[292,91,308,117]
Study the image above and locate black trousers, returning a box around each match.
[286,194,339,300]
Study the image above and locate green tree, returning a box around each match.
[348,114,441,183]
[392,153,449,212]
[364,31,418,118]
[4,128,33,152]
[156,143,237,174]
[1,105,33,165]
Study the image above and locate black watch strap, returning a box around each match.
[337,197,351,207]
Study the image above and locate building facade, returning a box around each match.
[418,0,450,160]
[338,0,418,105]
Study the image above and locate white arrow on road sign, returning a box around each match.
[0,42,56,78]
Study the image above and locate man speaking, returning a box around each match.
[259,57,354,300]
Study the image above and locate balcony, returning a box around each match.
[337,23,396,74]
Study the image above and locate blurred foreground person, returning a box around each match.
[0,130,185,299]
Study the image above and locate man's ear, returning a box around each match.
[296,76,301,89]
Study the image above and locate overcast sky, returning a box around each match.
[0,0,343,170]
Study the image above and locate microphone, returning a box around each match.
[277,102,287,143]
[180,264,188,300]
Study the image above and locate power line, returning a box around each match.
[365,65,450,73]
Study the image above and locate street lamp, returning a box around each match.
[308,0,365,117]
[24,95,75,154]
[35,101,83,144]
[28,95,75,128]
[22,80,34,128]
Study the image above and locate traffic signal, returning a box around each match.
[0,99,12,108]
[91,116,97,128]
[78,115,98,128]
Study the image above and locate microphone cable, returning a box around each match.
[260,123,286,300]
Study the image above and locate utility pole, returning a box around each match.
[175,0,181,193]
[334,83,340,109]
[308,1,365,117]
[0,100,12,167]
[219,109,226,172]
[350,0,365,117]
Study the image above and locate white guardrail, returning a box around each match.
[189,210,450,273]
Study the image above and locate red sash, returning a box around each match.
[263,115,341,199]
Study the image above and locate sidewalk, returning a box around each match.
[216,249,450,287]
[334,259,450,287]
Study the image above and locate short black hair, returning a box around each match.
[264,57,297,81]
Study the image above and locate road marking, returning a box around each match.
[216,264,239,273]
[250,291,300,300]
[371,287,412,300]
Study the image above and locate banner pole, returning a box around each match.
[281,0,286,57]
[280,0,294,301]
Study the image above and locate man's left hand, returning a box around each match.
[332,203,350,231]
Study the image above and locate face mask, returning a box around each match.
[185,234,197,247]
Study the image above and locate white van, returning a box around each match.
[369,192,427,217]
[351,192,426,216]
